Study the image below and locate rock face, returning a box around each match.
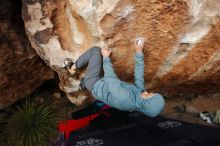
[0,0,55,108]
[21,0,220,104]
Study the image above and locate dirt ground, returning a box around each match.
[162,94,220,127]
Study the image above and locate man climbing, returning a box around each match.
[64,38,165,117]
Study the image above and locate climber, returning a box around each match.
[64,38,165,117]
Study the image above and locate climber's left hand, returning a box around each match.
[101,47,112,57]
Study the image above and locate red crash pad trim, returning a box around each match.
[58,114,99,139]
[58,105,111,139]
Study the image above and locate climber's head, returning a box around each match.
[136,92,165,117]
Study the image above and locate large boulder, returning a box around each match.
[0,0,55,108]
[21,0,220,104]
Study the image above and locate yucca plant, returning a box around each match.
[1,100,59,146]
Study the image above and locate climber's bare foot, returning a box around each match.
[67,65,76,75]
[64,58,76,75]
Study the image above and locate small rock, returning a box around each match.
[186,105,199,113]
[53,92,61,99]
[173,104,186,113]
[40,98,44,103]
[213,93,220,100]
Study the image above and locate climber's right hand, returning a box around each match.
[101,47,112,57]
[135,37,145,53]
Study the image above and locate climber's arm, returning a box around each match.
[103,57,118,78]
[134,52,145,91]
[103,57,117,78]
[134,37,145,91]
[102,48,118,78]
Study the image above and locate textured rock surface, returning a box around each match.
[22,0,220,104]
[0,0,55,108]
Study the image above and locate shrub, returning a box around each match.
[0,100,59,146]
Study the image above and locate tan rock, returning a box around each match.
[21,0,220,105]
[0,0,55,108]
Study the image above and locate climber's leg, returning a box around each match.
[75,47,100,69]
[76,46,104,92]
